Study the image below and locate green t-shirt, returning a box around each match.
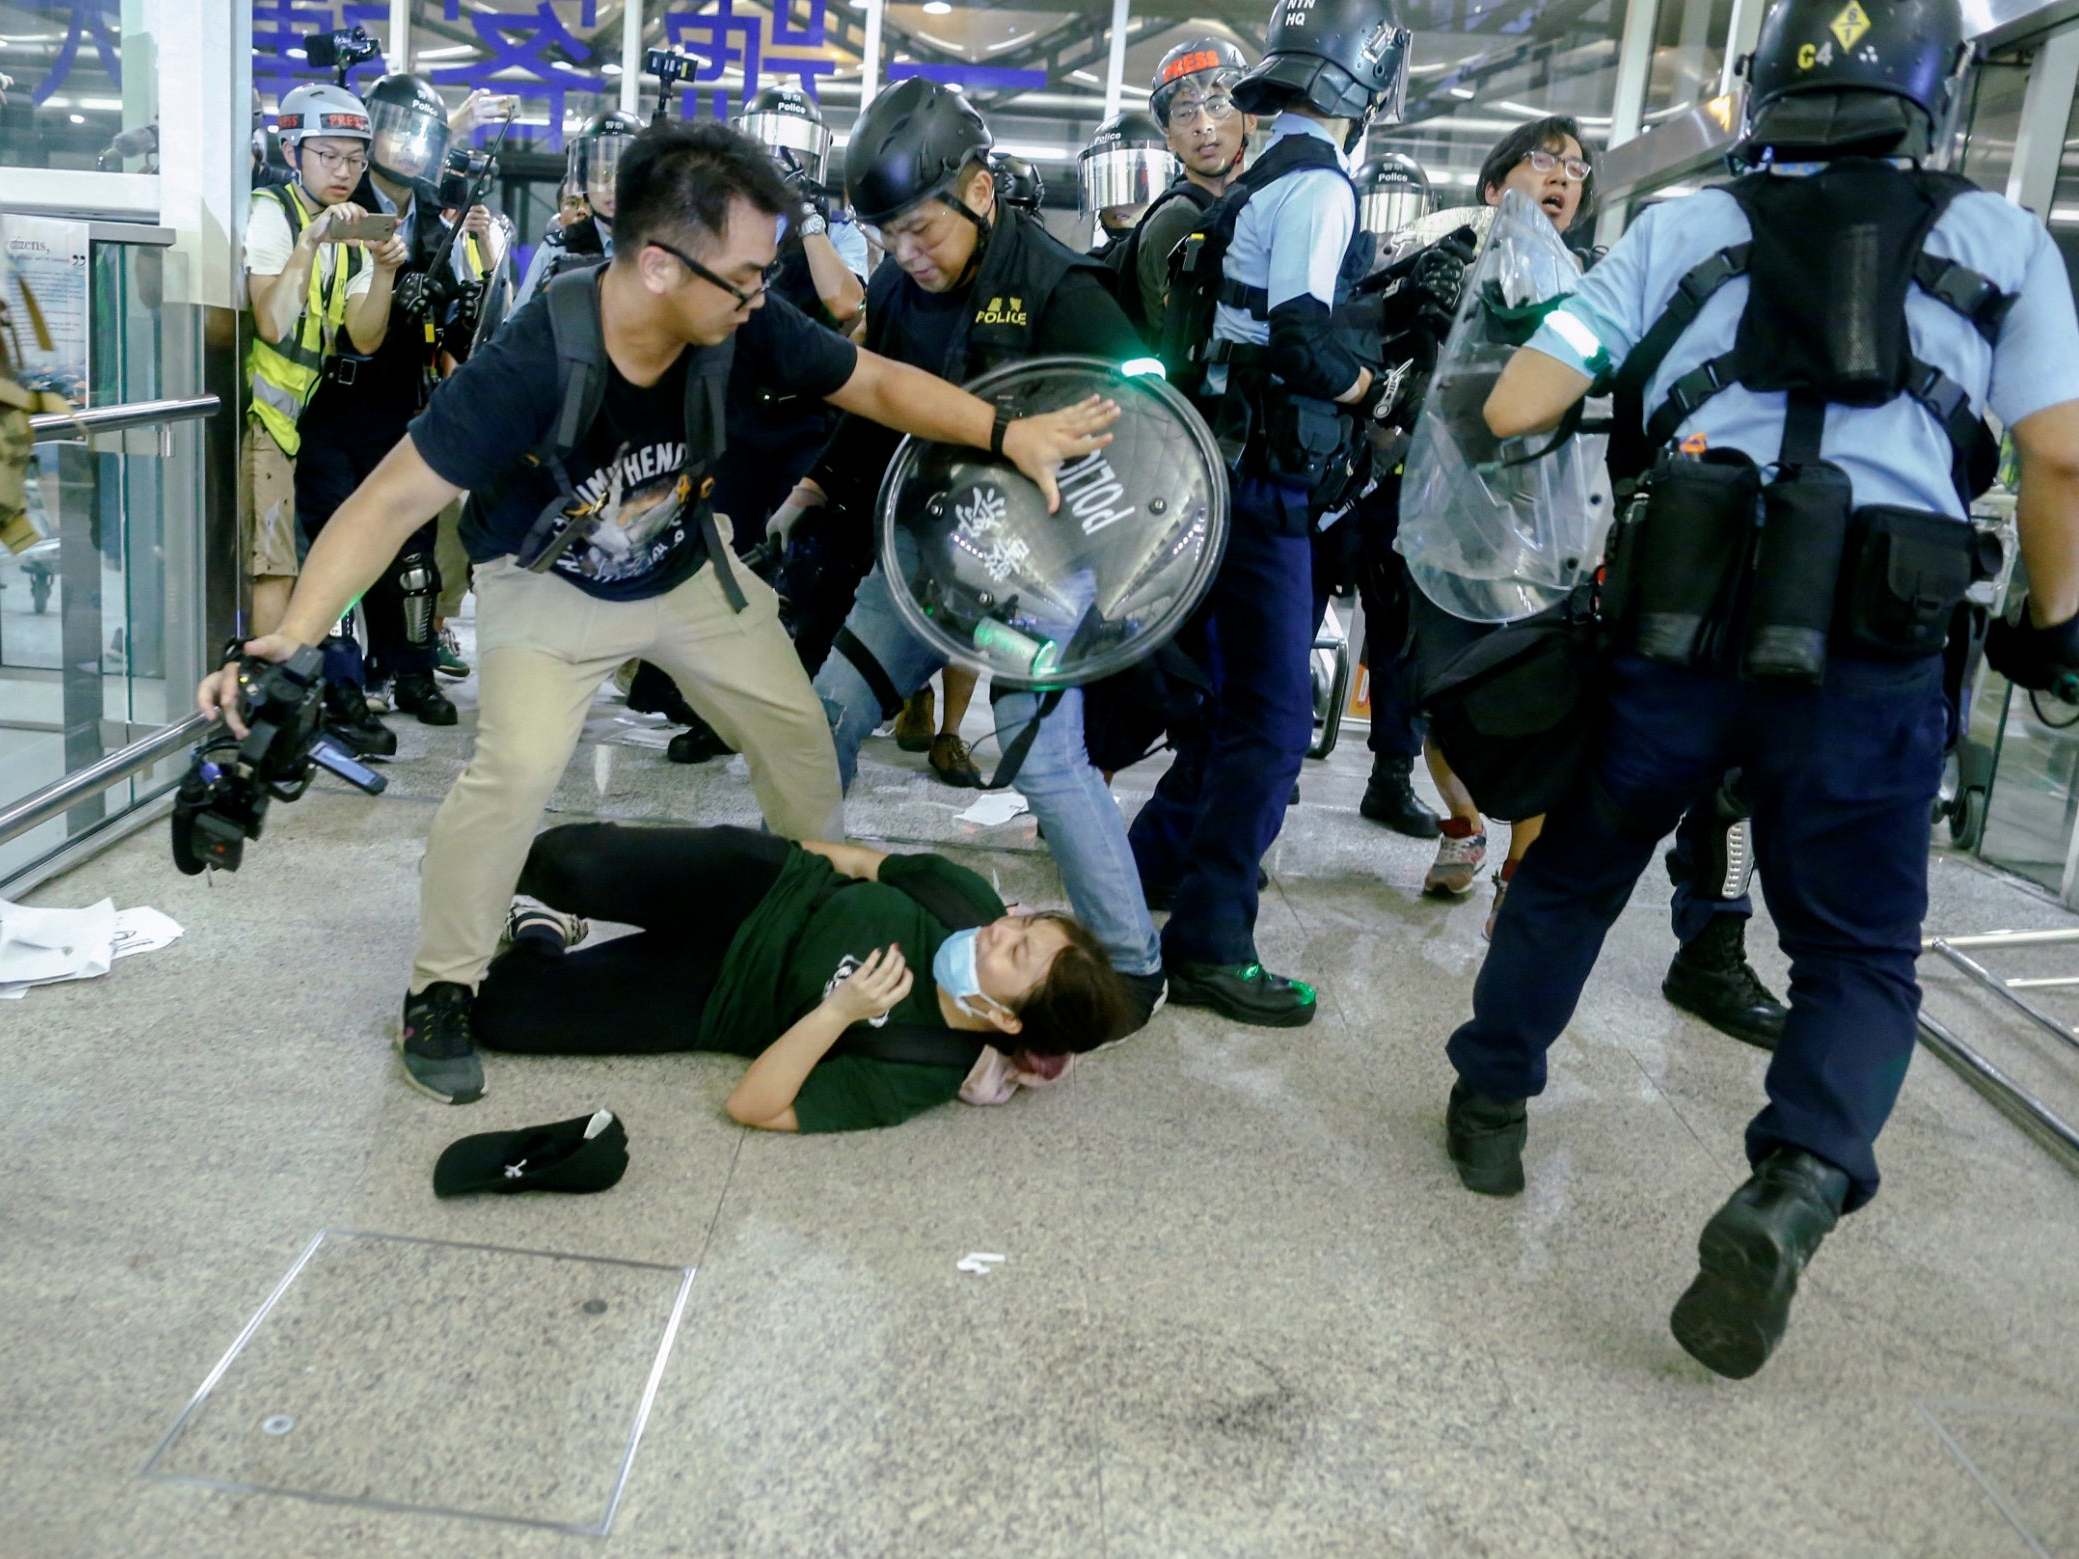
[701,847,1009,1135]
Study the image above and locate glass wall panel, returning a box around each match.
[0,0,160,173]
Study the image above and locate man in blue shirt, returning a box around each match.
[1440,0,2079,1379]
[1129,0,1410,1027]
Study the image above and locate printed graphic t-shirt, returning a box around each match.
[410,272,858,601]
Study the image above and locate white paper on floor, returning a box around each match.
[955,1252,1008,1276]
[955,791,1029,828]
[0,899,184,999]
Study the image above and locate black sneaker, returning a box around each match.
[322,686,397,759]
[398,982,484,1104]
[1670,1149,1848,1380]
[392,673,458,727]
[1167,961,1317,1027]
[667,720,734,765]
[1360,756,1441,838]
[1445,1080,1527,1196]
[1663,915,1787,1051]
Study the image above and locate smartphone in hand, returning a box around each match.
[326,212,399,244]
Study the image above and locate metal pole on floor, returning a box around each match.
[1929,939,2079,1050]
[1916,1012,2079,1167]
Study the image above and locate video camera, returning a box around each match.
[304,25,382,86]
[438,146,498,212]
[171,644,386,876]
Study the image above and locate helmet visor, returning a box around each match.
[369,97,449,181]
[740,111,833,191]
[570,132,630,212]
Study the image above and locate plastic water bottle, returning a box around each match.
[972,619,1060,676]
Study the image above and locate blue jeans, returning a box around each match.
[1446,652,1949,1211]
[1130,478,1317,966]
[812,564,1163,978]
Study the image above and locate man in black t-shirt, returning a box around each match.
[200,122,1119,1107]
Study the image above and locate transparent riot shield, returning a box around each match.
[1395,188,1613,622]
[877,356,1228,688]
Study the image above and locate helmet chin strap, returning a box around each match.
[943,190,993,290]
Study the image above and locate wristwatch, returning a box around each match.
[798,209,828,238]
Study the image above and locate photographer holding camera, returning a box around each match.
[198,120,1117,1107]
[241,83,404,640]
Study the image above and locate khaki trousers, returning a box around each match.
[433,498,472,619]
[411,545,842,993]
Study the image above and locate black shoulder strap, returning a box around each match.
[830,1023,988,1068]
[542,266,609,467]
[683,338,746,610]
[508,269,612,573]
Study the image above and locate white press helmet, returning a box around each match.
[276,82,373,151]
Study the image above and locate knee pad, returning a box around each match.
[395,549,439,651]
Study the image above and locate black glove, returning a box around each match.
[1409,226,1479,337]
[1986,597,2079,693]
[782,162,830,234]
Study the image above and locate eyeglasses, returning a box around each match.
[1523,147,1593,183]
[858,205,954,254]
[304,146,370,175]
[1168,92,1239,128]
[649,239,776,312]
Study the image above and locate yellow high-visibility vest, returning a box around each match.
[245,184,365,457]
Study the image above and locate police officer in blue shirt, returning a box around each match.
[1132,0,1410,1027]
[1440,0,2079,1379]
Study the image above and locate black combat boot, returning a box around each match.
[322,681,397,759]
[1360,755,1441,838]
[1670,1148,1849,1380]
[392,672,458,727]
[1445,1080,1527,1196]
[1663,914,1788,1050]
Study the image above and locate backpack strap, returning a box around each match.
[684,342,747,610]
[512,267,611,572]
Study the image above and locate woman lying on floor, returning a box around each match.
[475,823,1133,1132]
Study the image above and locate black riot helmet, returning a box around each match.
[1737,0,1966,165]
[1354,151,1432,236]
[736,85,834,192]
[365,72,450,184]
[1150,38,1249,128]
[845,77,994,230]
[1232,0,1413,150]
[992,153,1045,212]
[568,109,643,218]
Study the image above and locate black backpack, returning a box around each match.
[1102,180,1214,335]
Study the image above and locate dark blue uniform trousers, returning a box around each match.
[1446,651,1948,1211]
[1131,476,1316,966]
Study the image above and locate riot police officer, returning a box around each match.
[297,71,476,739]
[1130,0,1410,1026]
[513,109,640,310]
[1076,112,1175,259]
[1441,0,2079,1379]
[798,77,1168,1028]
[1110,39,1256,341]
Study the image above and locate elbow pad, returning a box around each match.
[1267,296,1364,402]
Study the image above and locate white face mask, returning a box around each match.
[931,927,1011,1023]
